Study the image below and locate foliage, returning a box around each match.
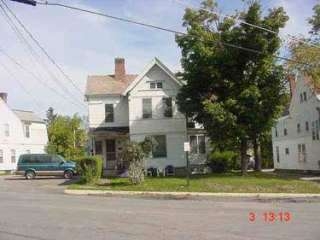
[76,156,103,184]
[121,139,152,185]
[287,4,320,87]
[207,151,239,172]
[176,0,288,174]
[46,114,87,159]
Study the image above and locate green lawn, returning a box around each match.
[68,172,320,193]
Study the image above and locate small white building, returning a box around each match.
[272,73,320,172]
[0,93,48,171]
[85,58,209,175]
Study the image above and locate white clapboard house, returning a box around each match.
[272,73,320,172]
[0,93,48,171]
[85,58,209,176]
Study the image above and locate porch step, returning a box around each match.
[103,169,118,177]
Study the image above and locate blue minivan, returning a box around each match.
[16,154,76,180]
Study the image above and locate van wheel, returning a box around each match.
[25,171,35,180]
[64,170,73,179]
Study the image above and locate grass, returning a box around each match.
[68,172,320,193]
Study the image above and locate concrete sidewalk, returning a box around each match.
[64,189,320,200]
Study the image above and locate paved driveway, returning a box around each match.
[0,175,74,195]
[0,175,320,240]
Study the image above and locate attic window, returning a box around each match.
[149,81,163,89]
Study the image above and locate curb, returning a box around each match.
[64,189,320,200]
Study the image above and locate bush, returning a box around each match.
[120,139,151,185]
[76,156,103,184]
[207,151,239,172]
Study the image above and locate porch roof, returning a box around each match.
[89,127,129,136]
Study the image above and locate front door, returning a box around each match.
[106,139,116,169]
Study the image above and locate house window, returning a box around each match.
[275,127,278,137]
[276,146,280,163]
[316,120,320,140]
[105,104,114,122]
[305,121,309,131]
[298,144,307,162]
[284,128,288,136]
[142,98,152,119]
[11,149,16,163]
[0,150,3,163]
[163,97,173,117]
[303,92,307,101]
[25,124,30,138]
[151,135,167,158]
[300,94,303,103]
[285,148,289,155]
[95,141,102,155]
[4,124,9,137]
[189,135,206,154]
[297,123,301,133]
[312,121,316,140]
[150,82,156,89]
[156,82,163,89]
[149,81,163,89]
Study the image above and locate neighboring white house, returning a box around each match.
[85,58,209,175]
[272,73,320,172]
[0,93,48,171]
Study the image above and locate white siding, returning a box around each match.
[0,100,48,171]
[88,95,129,128]
[128,64,187,168]
[272,73,320,171]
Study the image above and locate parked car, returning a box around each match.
[16,154,76,180]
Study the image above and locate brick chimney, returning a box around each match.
[0,92,7,103]
[114,58,125,81]
[288,74,296,97]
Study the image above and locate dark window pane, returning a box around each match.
[105,104,114,122]
[151,135,166,158]
[163,97,173,117]
[142,98,152,119]
[156,82,163,88]
[198,136,206,154]
[95,141,102,155]
[306,121,309,131]
[150,82,156,89]
[190,136,197,153]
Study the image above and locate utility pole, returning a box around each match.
[9,0,37,6]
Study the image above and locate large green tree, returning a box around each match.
[46,114,87,159]
[176,0,288,174]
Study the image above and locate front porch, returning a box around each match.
[89,127,129,176]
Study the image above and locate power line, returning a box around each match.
[1,0,84,96]
[30,0,313,66]
[173,0,320,50]
[0,47,86,109]
[0,0,86,108]
[0,59,43,110]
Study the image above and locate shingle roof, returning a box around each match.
[13,110,45,123]
[85,74,137,96]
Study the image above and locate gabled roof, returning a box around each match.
[13,110,45,123]
[85,74,137,96]
[123,57,182,95]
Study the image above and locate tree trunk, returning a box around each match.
[253,137,262,171]
[240,139,248,175]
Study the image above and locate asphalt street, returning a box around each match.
[0,175,319,240]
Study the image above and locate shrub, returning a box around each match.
[207,151,239,172]
[76,156,103,184]
[120,139,151,184]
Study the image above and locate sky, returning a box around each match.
[0,0,318,118]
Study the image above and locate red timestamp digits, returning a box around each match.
[248,211,291,223]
